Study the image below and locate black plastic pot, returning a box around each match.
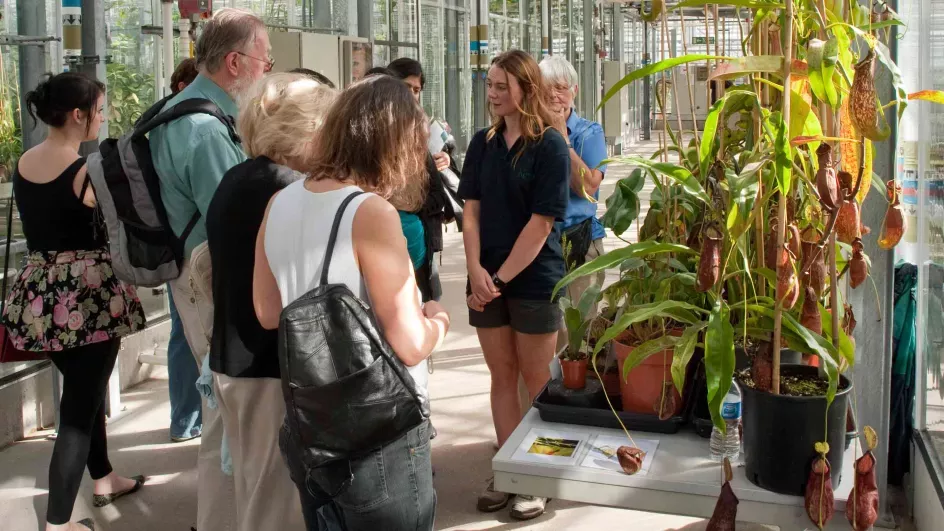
[546,378,606,409]
[736,346,802,368]
[741,364,852,496]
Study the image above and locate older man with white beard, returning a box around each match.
[149,8,271,531]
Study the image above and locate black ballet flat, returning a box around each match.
[77,518,95,530]
[92,475,145,507]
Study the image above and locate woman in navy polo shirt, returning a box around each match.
[458,50,570,521]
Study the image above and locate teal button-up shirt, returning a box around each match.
[150,74,247,257]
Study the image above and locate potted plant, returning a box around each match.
[573,0,942,509]
[557,285,602,390]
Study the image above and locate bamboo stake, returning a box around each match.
[705,6,712,110]
[660,14,671,164]
[772,0,795,396]
[714,5,724,156]
[749,13,766,293]
[666,13,685,162]
[679,11,701,151]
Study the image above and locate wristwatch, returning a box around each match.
[491,273,508,291]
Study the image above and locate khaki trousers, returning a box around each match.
[169,260,236,531]
[214,373,306,531]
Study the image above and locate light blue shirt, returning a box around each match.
[149,74,247,257]
[561,109,608,241]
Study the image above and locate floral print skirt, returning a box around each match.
[1,248,146,352]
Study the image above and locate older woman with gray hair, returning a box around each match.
[538,55,608,307]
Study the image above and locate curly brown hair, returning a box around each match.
[307,75,429,211]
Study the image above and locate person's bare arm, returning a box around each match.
[569,151,604,197]
[72,165,96,207]
[253,197,283,330]
[355,196,450,366]
[463,199,500,302]
[495,214,556,283]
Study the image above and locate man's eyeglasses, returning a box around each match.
[237,52,275,72]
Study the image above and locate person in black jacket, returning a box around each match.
[387,58,451,303]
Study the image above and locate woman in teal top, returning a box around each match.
[398,211,428,269]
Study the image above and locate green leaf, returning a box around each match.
[700,90,763,180]
[599,54,725,110]
[768,112,793,196]
[705,300,735,432]
[871,173,888,199]
[554,242,696,296]
[564,307,583,354]
[671,322,707,395]
[621,335,680,381]
[807,38,841,109]
[874,40,908,124]
[576,284,602,320]
[593,300,709,357]
[790,85,824,156]
[819,303,855,369]
[709,56,783,81]
[601,169,645,236]
[607,156,711,204]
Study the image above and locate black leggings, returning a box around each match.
[46,339,120,525]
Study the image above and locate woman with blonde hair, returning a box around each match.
[201,72,337,531]
[459,50,570,521]
[253,74,449,530]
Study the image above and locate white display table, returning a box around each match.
[493,409,861,530]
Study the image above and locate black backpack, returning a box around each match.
[277,191,430,496]
[85,94,240,287]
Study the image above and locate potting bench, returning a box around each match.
[494,408,869,530]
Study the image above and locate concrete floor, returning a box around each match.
[0,137,774,530]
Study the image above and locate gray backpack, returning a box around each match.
[85,94,240,287]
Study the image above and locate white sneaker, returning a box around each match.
[510,494,549,520]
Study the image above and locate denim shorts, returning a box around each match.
[469,297,562,335]
[292,421,436,531]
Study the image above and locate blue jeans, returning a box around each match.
[167,287,203,439]
[294,421,436,531]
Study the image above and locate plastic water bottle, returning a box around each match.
[709,381,742,462]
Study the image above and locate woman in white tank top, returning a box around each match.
[252,75,449,531]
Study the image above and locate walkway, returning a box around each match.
[0,137,732,530]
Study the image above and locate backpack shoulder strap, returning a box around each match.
[133,93,175,129]
[132,97,241,144]
[320,191,365,286]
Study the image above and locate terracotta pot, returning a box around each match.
[601,368,622,397]
[613,338,682,416]
[560,357,588,390]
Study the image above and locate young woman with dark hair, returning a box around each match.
[459,50,570,521]
[2,72,147,531]
[387,57,450,304]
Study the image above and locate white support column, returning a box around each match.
[161,1,174,98]
[179,17,192,60]
[287,0,298,27]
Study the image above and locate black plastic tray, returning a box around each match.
[532,382,689,434]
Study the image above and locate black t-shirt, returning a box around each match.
[206,156,300,379]
[457,126,570,300]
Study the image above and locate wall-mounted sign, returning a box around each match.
[692,36,716,45]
